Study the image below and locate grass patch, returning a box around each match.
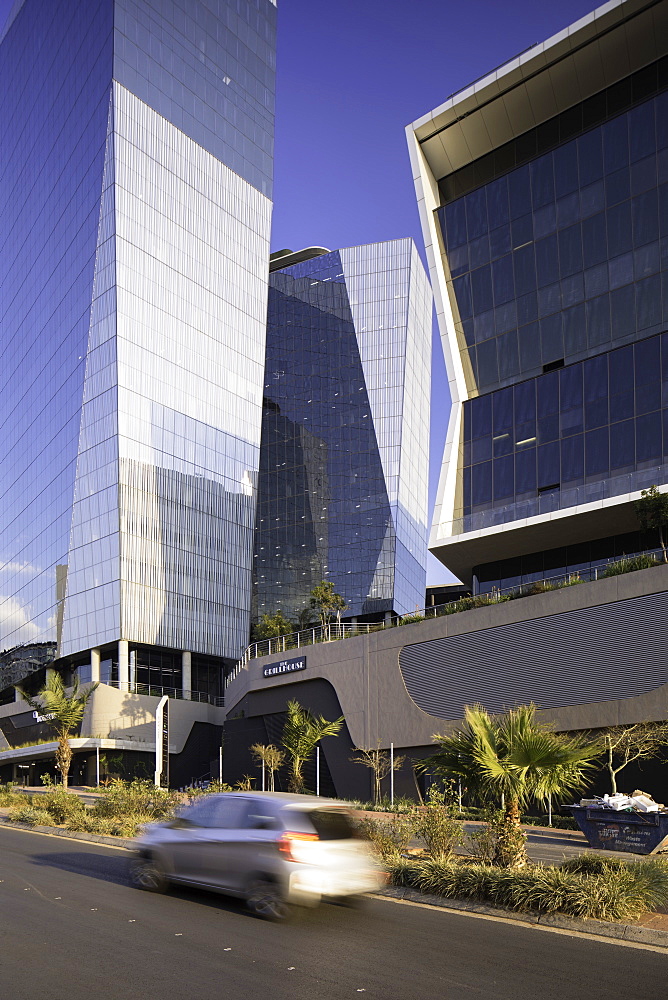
[386,856,668,922]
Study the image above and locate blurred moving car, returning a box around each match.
[129,791,385,920]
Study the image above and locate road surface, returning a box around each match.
[0,825,665,1000]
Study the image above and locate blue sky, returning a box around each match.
[1,0,600,583]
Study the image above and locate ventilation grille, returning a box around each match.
[399,591,668,720]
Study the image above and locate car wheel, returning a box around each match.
[129,857,169,893]
[246,879,292,921]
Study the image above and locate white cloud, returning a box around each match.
[0,595,43,648]
[0,560,41,578]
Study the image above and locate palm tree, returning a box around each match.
[421,704,599,867]
[17,673,99,790]
[281,699,343,793]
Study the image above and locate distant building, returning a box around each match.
[254,242,433,625]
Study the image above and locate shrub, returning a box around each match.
[358,814,415,859]
[602,554,658,577]
[40,790,87,825]
[385,856,668,922]
[521,814,578,830]
[399,614,425,626]
[0,782,24,808]
[92,778,180,821]
[465,821,498,864]
[411,788,462,860]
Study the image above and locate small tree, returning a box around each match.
[309,580,347,636]
[350,745,405,805]
[252,610,294,642]
[17,673,99,790]
[250,743,284,791]
[588,723,668,795]
[421,704,599,868]
[281,699,343,793]
[635,485,668,562]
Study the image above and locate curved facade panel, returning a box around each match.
[400,590,668,720]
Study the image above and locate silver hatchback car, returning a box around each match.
[129,791,385,919]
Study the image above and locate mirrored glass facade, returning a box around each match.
[439,60,668,395]
[461,330,668,530]
[254,241,432,621]
[1,0,276,664]
[410,5,668,589]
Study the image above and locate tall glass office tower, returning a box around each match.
[254,241,432,623]
[408,0,668,591]
[0,0,276,692]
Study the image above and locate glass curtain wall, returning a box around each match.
[254,242,431,624]
[438,59,668,396]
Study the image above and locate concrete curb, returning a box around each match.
[0,819,134,850]
[373,886,668,950]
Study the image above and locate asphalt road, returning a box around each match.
[460,823,651,865]
[0,826,666,1000]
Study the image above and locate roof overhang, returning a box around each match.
[431,489,652,585]
[410,0,667,184]
[0,737,164,766]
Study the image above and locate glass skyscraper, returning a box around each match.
[0,0,276,695]
[254,241,432,623]
[408,0,668,591]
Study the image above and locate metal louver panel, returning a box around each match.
[399,591,668,720]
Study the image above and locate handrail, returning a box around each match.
[227,546,666,683]
[102,680,218,705]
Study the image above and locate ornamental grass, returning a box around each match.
[387,855,668,922]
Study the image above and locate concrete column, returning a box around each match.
[15,686,25,702]
[118,640,129,689]
[182,651,192,700]
[384,611,392,625]
[90,648,100,683]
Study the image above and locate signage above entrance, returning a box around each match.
[263,656,307,678]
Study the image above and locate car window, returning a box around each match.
[182,796,248,829]
[283,807,357,840]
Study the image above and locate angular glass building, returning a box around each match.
[254,241,432,623]
[408,0,668,590]
[0,0,276,699]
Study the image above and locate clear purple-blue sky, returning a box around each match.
[1,0,600,584]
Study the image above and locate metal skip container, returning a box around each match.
[570,806,668,855]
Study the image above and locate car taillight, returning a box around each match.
[278,831,319,862]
